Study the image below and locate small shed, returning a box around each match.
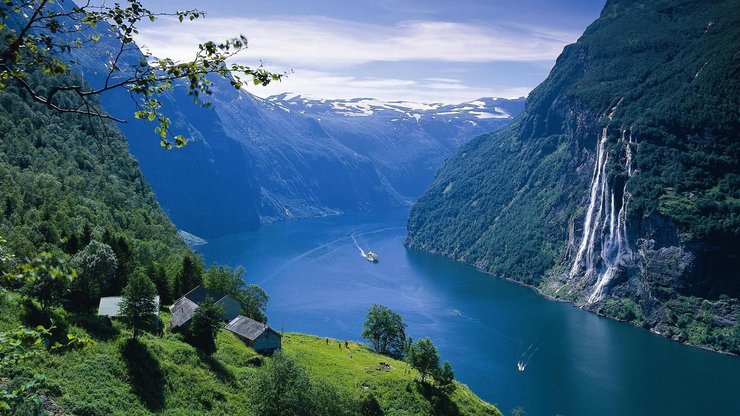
[98,296,160,318]
[168,286,241,329]
[225,315,281,353]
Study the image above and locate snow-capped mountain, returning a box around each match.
[260,93,525,196]
[266,94,521,121]
[98,87,524,238]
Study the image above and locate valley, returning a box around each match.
[1,0,738,415]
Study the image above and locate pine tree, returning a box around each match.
[186,296,223,354]
[178,255,202,296]
[148,263,171,305]
[436,360,455,392]
[120,271,157,340]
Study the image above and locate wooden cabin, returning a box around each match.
[169,286,241,329]
[225,315,282,354]
[98,295,160,318]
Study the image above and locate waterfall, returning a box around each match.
[569,123,635,304]
[568,127,609,279]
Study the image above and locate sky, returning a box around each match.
[136,1,605,103]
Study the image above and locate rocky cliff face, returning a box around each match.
[408,0,739,353]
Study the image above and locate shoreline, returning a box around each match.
[403,243,738,358]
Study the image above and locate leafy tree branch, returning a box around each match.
[0,0,282,148]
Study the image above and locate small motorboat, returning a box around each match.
[517,361,526,372]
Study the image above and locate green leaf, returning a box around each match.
[175,135,187,147]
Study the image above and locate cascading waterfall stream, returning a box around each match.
[568,126,609,280]
[568,108,635,303]
[588,130,634,302]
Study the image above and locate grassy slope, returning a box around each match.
[283,334,500,416]
[1,299,498,416]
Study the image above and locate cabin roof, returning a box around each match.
[182,286,227,304]
[169,286,239,328]
[225,315,279,341]
[98,296,160,318]
[169,297,198,328]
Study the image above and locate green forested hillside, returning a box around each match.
[407,0,739,353]
[0,70,189,265]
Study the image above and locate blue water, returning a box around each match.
[197,208,740,416]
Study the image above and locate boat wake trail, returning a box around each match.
[451,308,479,323]
[267,227,400,281]
[516,341,540,372]
[351,233,366,257]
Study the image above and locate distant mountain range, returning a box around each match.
[12,0,524,240]
[94,79,523,238]
[264,93,525,197]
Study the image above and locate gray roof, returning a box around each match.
[182,286,227,304]
[97,296,160,318]
[169,297,198,328]
[169,286,241,328]
[225,315,279,341]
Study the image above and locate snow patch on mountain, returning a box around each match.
[266,93,522,122]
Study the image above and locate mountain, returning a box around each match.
[407,0,740,354]
[265,94,524,197]
[9,0,523,240]
[0,67,188,263]
[91,79,522,239]
[38,7,521,239]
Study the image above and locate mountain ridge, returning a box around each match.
[407,0,740,354]
[99,79,524,237]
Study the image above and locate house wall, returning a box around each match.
[218,297,241,322]
[253,330,281,352]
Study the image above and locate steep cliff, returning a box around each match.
[407,0,739,353]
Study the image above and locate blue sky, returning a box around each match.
[137,1,604,103]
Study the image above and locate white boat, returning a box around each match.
[364,251,379,262]
[517,361,526,372]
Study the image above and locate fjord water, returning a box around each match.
[197,209,740,416]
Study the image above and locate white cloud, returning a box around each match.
[422,77,464,84]
[133,15,569,102]
[135,16,578,68]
